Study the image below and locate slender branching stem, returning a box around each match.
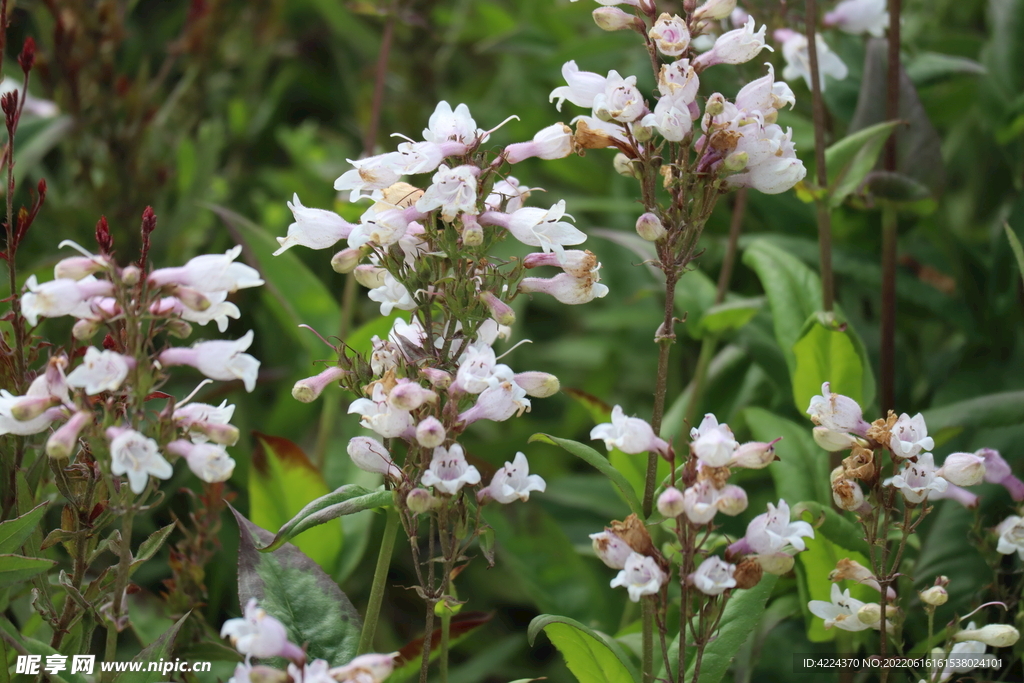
[880,0,902,413]
[358,506,401,654]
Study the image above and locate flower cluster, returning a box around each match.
[2,232,261,494]
[221,599,397,683]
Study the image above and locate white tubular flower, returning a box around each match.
[387,379,437,411]
[520,270,609,305]
[724,125,807,195]
[590,530,634,569]
[174,400,236,444]
[221,598,304,661]
[421,443,481,495]
[593,7,637,32]
[715,484,748,516]
[424,101,480,144]
[486,177,533,213]
[481,452,546,503]
[454,345,500,394]
[549,60,609,111]
[808,584,872,631]
[513,372,561,398]
[292,366,347,403]
[813,426,860,451]
[394,140,447,176]
[806,382,869,435]
[886,453,948,504]
[107,427,173,495]
[693,0,737,22]
[641,93,694,142]
[158,330,261,392]
[657,487,685,518]
[167,440,235,483]
[955,624,1020,648]
[979,448,1024,500]
[348,207,410,249]
[777,29,848,91]
[649,14,690,56]
[328,652,399,683]
[735,63,791,120]
[347,384,414,438]
[693,17,771,69]
[292,659,334,683]
[46,410,92,459]
[823,0,888,37]
[610,552,667,602]
[995,515,1024,560]
[503,123,573,164]
[66,347,132,395]
[730,440,778,469]
[149,246,264,294]
[683,480,720,524]
[889,412,935,459]
[458,370,531,424]
[334,152,405,203]
[590,405,671,457]
[689,413,738,467]
[21,275,115,326]
[368,273,417,316]
[939,626,989,677]
[919,585,948,606]
[415,164,479,223]
[657,60,700,102]
[415,416,446,448]
[745,499,815,555]
[937,452,986,487]
[0,392,56,436]
[503,200,587,261]
[346,436,402,479]
[690,557,737,596]
[592,71,645,123]
[174,291,241,332]
[273,193,354,255]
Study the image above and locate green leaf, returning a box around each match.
[824,120,899,207]
[790,314,871,413]
[231,506,362,667]
[790,502,870,557]
[130,523,175,572]
[1005,223,1024,287]
[744,408,831,507]
[0,554,55,588]
[528,434,642,517]
[906,53,986,87]
[921,390,1024,445]
[697,298,764,335]
[3,631,86,683]
[741,240,821,374]
[795,533,874,643]
[0,503,48,554]
[258,485,392,553]
[114,612,190,683]
[249,433,342,572]
[685,575,780,683]
[529,615,638,683]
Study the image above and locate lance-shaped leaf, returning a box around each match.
[528,434,642,517]
[231,505,361,666]
[113,612,190,683]
[790,312,874,415]
[823,120,899,208]
[0,502,48,554]
[258,485,393,553]
[0,554,56,588]
[528,614,638,683]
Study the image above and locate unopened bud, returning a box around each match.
[593,7,638,31]
[657,487,685,518]
[705,95,726,117]
[173,286,211,312]
[388,381,437,411]
[415,416,446,448]
[919,585,948,606]
[353,265,387,289]
[189,421,241,447]
[613,153,641,179]
[421,368,452,389]
[407,488,440,514]
[693,0,737,21]
[46,411,91,459]
[730,439,778,469]
[589,530,633,569]
[757,553,795,575]
[813,426,860,452]
[462,213,484,246]
[121,265,141,285]
[832,477,865,511]
[12,396,60,422]
[72,319,101,340]
[857,603,883,626]
[631,121,655,143]
[635,212,667,242]
[165,319,193,339]
[248,666,291,683]
[331,248,363,274]
[292,366,347,403]
[513,371,560,398]
[715,484,748,516]
[55,257,106,280]
[954,624,1020,648]
[938,452,986,487]
[347,436,401,479]
[480,291,516,326]
[723,151,749,172]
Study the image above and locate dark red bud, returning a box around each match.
[18,38,36,74]
[1,92,18,118]
[37,178,46,198]
[141,206,156,236]
[101,334,117,351]
[95,216,113,254]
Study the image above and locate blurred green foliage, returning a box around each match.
[4,0,1024,680]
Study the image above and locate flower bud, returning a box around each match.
[694,0,737,22]
[173,285,211,312]
[832,477,865,511]
[461,213,484,246]
[757,552,795,575]
[189,420,241,447]
[480,291,516,326]
[347,436,401,480]
[121,265,141,285]
[55,256,106,280]
[938,452,986,487]
[705,95,726,117]
[247,666,290,683]
[11,395,60,422]
[715,484,748,516]
[635,212,667,242]
[388,380,437,411]
[723,151,749,172]
[657,487,685,518]
[613,153,641,179]
[46,410,91,459]
[954,624,1020,648]
[353,265,387,289]
[919,585,948,606]
[292,366,346,403]
[857,603,882,626]
[415,416,446,448]
[730,440,778,469]
[513,372,560,398]
[165,318,193,338]
[72,319,101,340]
[589,530,634,570]
[733,557,763,589]
[593,7,638,31]
[421,368,452,389]
[331,248,363,274]
[631,120,655,142]
[407,488,440,514]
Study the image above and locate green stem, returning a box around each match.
[439,604,451,683]
[104,508,135,678]
[358,505,400,654]
[641,597,655,683]
[880,203,898,413]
